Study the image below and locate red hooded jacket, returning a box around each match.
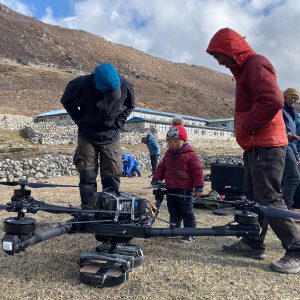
[153,144,204,190]
[206,28,288,150]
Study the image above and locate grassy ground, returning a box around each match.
[0,174,300,300]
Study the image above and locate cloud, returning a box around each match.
[3,0,300,89]
[1,0,33,16]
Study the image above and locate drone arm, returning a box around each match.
[75,222,260,238]
[2,223,73,255]
[146,226,260,238]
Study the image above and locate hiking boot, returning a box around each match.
[180,236,195,244]
[223,239,265,260]
[270,253,300,274]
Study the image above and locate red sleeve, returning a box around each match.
[188,151,204,188]
[242,56,283,134]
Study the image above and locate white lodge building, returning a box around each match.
[35,107,235,140]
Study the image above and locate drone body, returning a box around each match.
[1,181,299,288]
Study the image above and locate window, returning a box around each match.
[159,124,167,131]
[221,123,227,127]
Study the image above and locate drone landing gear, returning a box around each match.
[79,242,144,288]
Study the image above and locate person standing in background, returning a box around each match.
[282,88,300,210]
[142,134,160,176]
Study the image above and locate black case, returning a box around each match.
[210,163,245,196]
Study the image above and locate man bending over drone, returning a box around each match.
[61,63,135,209]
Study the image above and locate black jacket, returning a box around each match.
[61,74,135,144]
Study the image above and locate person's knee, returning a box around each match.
[79,169,97,184]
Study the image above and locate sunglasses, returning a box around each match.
[285,95,299,101]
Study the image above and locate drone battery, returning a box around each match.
[79,250,134,288]
[95,243,144,268]
[97,192,146,216]
[80,261,129,288]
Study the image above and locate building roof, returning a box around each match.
[133,107,208,122]
[36,109,67,117]
[35,106,208,122]
[207,117,234,122]
[127,117,234,132]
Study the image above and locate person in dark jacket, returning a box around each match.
[141,134,160,176]
[295,112,300,152]
[152,117,204,243]
[61,63,135,209]
[282,88,300,209]
[207,27,300,274]
[121,154,141,177]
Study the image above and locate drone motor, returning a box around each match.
[2,216,36,255]
[234,211,258,225]
[3,216,36,235]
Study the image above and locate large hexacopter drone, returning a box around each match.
[1,180,300,288]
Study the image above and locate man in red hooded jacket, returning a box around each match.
[206,27,300,273]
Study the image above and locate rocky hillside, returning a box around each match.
[0,4,235,118]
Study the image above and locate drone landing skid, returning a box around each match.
[79,243,144,288]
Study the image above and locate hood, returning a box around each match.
[206,28,256,69]
[121,154,129,161]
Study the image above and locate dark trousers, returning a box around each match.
[166,188,196,228]
[282,150,300,209]
[242,147,300,253]
[150,155,159,174]
[74,136,122,208]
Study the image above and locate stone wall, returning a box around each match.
[0,152,242,182]
[0,114,33,130]
[0,114,243,181]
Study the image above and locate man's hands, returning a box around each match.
[194,187,203,198]
[287,132,300,141]
[151,179,163,187]
[194,191,203,197]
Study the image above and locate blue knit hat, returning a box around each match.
[94,63,121,100]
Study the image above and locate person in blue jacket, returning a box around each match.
[121,154,141,177]
[141,134,160,176]
[282,88,300,209]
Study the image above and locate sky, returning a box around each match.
[1,0,300,90]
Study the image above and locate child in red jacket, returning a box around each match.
[152,117,204,243]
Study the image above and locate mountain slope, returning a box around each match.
[0,4,235,118]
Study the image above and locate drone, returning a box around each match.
[1,180,300,288]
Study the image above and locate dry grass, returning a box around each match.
[0,174,300,300]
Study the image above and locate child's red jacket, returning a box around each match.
[153,144,204,190]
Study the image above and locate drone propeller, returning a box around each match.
[164,193,300,220]
[142,184,165,190]
[0,181,78,188]
[0,204,9,211]
[256,206,300,219]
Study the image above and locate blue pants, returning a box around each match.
[128,164,141,177]
[282,150,300,209]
